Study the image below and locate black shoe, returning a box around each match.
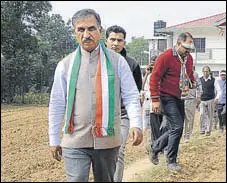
[148,148,159,165]
[206,131,211,136]
[200,131,205,135]
[167,163,181,171]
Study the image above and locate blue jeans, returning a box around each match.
[62,146,119,182]
[152,96,185,164]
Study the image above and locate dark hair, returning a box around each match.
[220,70,226,73]
[72,9,101,28]
[106,25,126,39]
[177,32,193,43]
[150,55,157,61]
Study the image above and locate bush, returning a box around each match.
[13,92,50,105]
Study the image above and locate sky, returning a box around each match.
[50,1,226,42]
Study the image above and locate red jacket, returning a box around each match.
[150,48,195,102]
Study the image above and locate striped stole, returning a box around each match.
[64,41,115,137]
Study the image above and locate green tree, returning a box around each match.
[35,14,77,92]
[1,1,78,103]
[126,36,149,66]
[1,1,51,103]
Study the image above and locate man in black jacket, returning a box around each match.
[106,25,142,182]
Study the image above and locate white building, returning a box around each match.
[148,12,226,77]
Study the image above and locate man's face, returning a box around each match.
[74,15,102,52]
[177,37,194,57]
[105,32,125,53]
[220,73,226,80]
[203,68,210,78]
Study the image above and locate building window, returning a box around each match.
[158,39,167,52]
[194,38,205,52]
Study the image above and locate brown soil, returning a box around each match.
[1,105,226,182]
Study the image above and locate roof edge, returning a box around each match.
[166,12,226,29]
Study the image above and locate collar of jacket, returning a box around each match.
[120,48,127,58]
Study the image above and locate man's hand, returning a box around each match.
[140,91,145,106]
[214,98,219,104]
[50,145,62,161]
[129,127,143,146]
[145,64,152,74]
[152,101,161,113]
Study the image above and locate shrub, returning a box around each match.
[13,92,50,105]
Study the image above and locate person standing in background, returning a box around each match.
[214,70,226,133]
[141,56,163,161]
[199,65,215,136]
[211,72,219,130]
[141,55,168,164]
[184,66,202,142]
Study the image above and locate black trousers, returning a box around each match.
[152,96,185,164]
[217,104,226,129]
[150,113,163,142]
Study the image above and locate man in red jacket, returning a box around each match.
[149,32,196,171]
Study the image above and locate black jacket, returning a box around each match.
[120,48,142,118]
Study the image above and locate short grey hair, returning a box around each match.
[202,65,211,72]
[72,9,101,28]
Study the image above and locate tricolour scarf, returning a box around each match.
[64,41,115,136]
[176,51,193,99]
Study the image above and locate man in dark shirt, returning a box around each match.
[105,25,142,182]
[149,32,196,171]
[199,65,215,136]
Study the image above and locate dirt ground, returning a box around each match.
[123,130,226,182]
[1,105,226,182]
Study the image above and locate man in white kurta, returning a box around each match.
[48,9,143,182]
